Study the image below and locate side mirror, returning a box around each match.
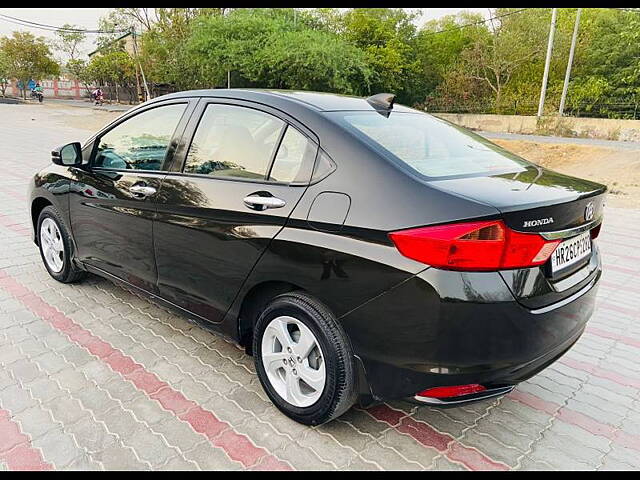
[52,142,82,166]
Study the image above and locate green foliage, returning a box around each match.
[184,9,371,93]
[254,29,371,94]
[184,9,284,88]
[0,50,10,96]
[427,8,640,116]
[339,8,424,103]
[54,24,86,61]
[0,31,60,98]
[28,7,638,118]
[87,50,135,86]
[65,58,92,94]
[85,50,137,102]
[574,9,640,100]
[415,12,489,97]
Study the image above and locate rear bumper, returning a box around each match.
[341,256,601,404]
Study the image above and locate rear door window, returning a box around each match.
[184,104,285,179]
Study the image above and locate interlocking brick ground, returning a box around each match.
[1,102,639,470]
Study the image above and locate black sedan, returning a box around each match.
[28,89,606,425]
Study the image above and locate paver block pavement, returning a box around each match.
[1,102,639,470]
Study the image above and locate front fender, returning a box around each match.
[29,166,73,244]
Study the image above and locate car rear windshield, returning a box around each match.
[330,112,529,179]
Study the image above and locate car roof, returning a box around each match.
[156,88,419,113]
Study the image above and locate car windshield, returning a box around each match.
[329,111,529,179]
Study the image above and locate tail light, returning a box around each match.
[389,220,560,271]
[417,384,486,399]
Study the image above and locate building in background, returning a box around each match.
[87,30,138,58]
[89,30,144,103]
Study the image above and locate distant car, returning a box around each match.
[28,89,606,425]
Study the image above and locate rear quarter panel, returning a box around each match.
[218,116,502,340]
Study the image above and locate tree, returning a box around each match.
[139,8,226,92]
[0,31,60,99]
[0,50,10,97]
[415,11,487,96]
[84,7,640,117]
[54,24,86,61]
[185,9,290,88]
[254,29,371,94]
[459,9,549,109]
[87,51,136,103]
[107,8,228,32]
[65,58,93,95]
[185,9,371,93]
[568,8,640,115]
[94,13,130,52]
[339,8,424,103]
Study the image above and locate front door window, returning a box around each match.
[93,103,187,171]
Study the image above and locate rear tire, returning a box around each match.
[37,206,86,283]
[253,292,357,425]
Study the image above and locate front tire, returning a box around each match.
[253,292,357,425]
[37,206,86,283]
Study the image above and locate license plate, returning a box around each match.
[550,231,592,274]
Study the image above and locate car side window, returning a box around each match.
[184,104,285,179]
[93,103,187,171]
[268,126,317,183]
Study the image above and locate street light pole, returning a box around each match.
[559,8,582,116]
[537,8,558,118]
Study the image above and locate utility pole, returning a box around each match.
[537,8,558,118]
[227,70,231,89]
[131,26,151,102]
[559,8,581,116]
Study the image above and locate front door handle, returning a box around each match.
[243,195,286,211]
[129,184,157,197]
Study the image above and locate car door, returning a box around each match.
[153,99,319,322]
[69,99,195,293]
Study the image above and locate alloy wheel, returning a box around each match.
[260,315,326,407]
[40,217,65,273]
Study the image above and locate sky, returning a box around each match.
[0,8,491,60]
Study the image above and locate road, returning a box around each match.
[480,130,640,150]
[0,102,639,470]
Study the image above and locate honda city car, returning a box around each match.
[28,89,606,425]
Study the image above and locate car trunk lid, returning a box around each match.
[429,164,606,309]
[429,164,606,231]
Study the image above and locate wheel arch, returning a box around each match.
[237,280,305,354]
[31,197,53,245]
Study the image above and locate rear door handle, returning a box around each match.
[129,184,157,197]
[243,195,286,211]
